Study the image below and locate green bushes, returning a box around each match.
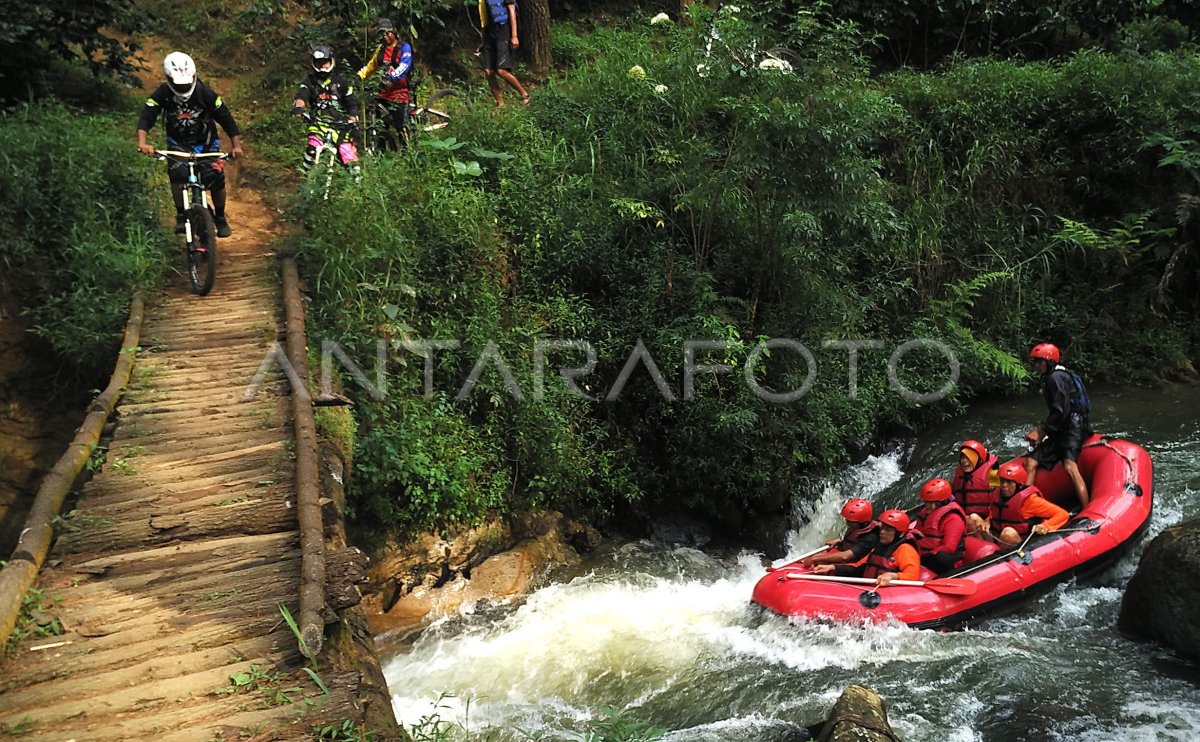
[0,102,169,371]
[884,50,1200,376]
[297,10,1199,542]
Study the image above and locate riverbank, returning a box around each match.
[0,307,87,556]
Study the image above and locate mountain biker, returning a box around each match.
[136,52,243,238]
[357,18,412,151]
[292,46,361,174]
[477,0,530,107]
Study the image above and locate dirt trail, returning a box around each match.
[0,182,361,740]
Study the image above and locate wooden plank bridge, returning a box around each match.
[0,189,396,741]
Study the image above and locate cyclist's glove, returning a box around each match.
[291,105,303,117]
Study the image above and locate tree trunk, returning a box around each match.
[522,0,553,76]
[679,0,694,26]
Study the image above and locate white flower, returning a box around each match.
[650,12,671,25]
[653,84,668,94]
[725,5,741,12]
[627,65,647,80]
[758,57,793,72]
[696,63,709,78]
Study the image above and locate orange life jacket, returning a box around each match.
[952,453,998,517]
[915,500,967,558]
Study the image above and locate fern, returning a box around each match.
[928,271,1027,383]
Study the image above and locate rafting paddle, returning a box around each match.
[764,545,831,572]
[783,572,977,596]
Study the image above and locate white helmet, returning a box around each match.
[311,46,335,73]
[163,51,197,100]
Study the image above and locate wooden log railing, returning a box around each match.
[281,257,326,659]
[0,294,145,648]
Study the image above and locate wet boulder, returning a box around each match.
[1118,519,1200,663]
[799,684,899,742]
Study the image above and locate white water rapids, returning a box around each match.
[383,386,1200,740]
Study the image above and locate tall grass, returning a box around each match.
[0,101,170,372]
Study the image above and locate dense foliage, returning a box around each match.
[0,0,146,100]
[772,0,1197,67]
[0,102,170,370]
[291,6,1197,543]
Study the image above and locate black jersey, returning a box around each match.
[295,72,360,121]
[137,80,240,147]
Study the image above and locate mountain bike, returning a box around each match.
[152,150,229,296]
[407,79,456,139]
[365,77,457,153]
[299,113,361,200]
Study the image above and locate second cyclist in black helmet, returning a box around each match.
[292,46,362,172]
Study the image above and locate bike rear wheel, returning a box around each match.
[417,89,457,131]
[185,204,217,296]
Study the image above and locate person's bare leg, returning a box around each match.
[1064,459,1089,507]
[1024,455,1039,486]
[998,527,1020,548]
[497,69,528,102]
[967,513,986,535]
[485,69,504,106]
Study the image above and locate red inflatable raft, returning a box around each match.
[751,435,1153,629]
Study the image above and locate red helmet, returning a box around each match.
[1029,343,1060,364]
[841,498,873,523]
[999,461,1026,483]
[920,478,952,502]
[879,509,910,532]
[960,439,988,462]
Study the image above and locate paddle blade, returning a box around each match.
[924,578,976,596]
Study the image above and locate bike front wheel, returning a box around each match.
[185,204,217,296]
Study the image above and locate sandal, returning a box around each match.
[520,94,531,106]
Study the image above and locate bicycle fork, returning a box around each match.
[307,136,361,200]
[181,170,210,246]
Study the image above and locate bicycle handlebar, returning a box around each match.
[152,150,232,161]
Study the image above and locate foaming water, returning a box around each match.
[384,385,1200,740]
[782,450,906,558]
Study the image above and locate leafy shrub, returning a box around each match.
[0,0,145,101]
[297,10,1199,543]
[0,102,170,372]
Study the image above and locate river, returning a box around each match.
[382,384,1200,740]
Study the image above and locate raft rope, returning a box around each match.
[815,712,902,742]
[955,529,1038,578]
[955,435,1135,578]
[1084,435,1137,478]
